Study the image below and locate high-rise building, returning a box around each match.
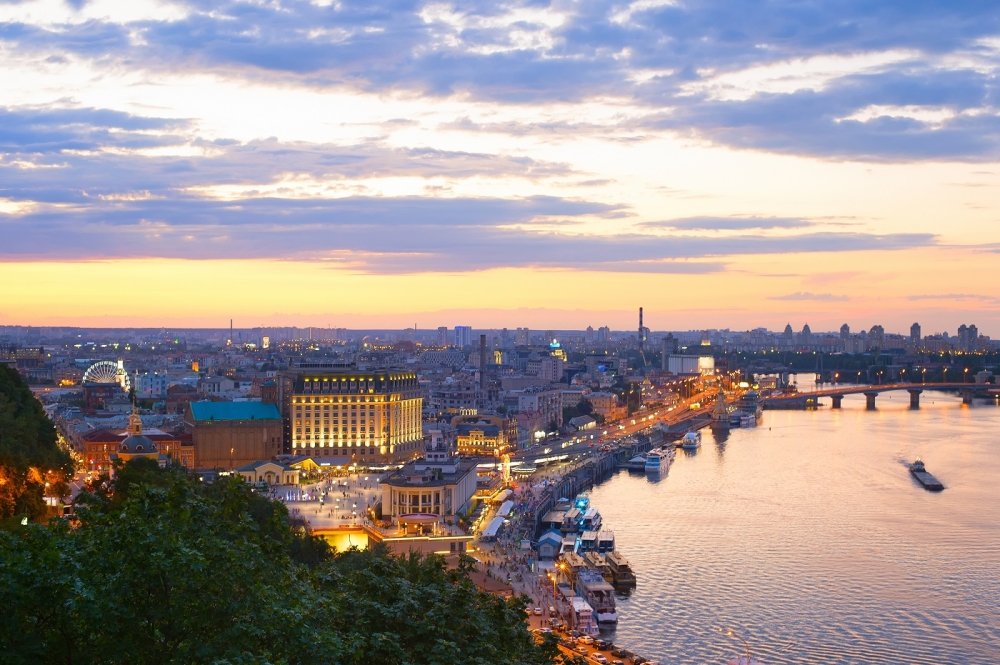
[782,324,794,348]
[515,327,530,346]
[287,369,423,464]
[869,325,885,351]
[910,322,921,348]
[957,323,980,351]
[454,325,473,348]
[800,324,813,346]
[499,328,512,348]
[437,326,449,347]
[660,334,678,369]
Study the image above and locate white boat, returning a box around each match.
[575,569,617,624]
[644,447,674,472]
[681,431,702,450]
[580,506,602,532]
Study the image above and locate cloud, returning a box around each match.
[641,217,813,231]
[0,101,940,274]
[770,292,850,302]
[0,106,188,154]
[0,176,939,274]
[908,293,1000,304]
[1,0,998,162]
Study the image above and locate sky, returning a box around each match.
[1,0,998,337]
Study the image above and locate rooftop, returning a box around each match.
[382,456,478,488]
[189,400,280,422]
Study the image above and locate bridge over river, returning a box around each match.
[763,382,1000,410]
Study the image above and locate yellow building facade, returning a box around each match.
[288,370,423,464]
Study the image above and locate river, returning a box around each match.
[586,388,1000,664]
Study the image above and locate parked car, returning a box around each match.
[592,655,608,664]
[533,607,543,615]
[595,639,611,650]
[578,635,595,645]
[611,648,629,658]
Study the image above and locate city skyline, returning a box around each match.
[1,1,999,334]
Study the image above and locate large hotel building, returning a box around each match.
[287,369,423,464]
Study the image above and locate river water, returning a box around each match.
[586,388,1000,664]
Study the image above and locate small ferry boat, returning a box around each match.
[909,459,944,491]
[575,569,618,623]
[582,550,614,584]
[680,431,702,450]
[596,530,615,553]
[644,447,674,472]
[580,506,602,532]
[605,549,637,589]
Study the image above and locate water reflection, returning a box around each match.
[587,392,1000,665]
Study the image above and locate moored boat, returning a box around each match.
[575,569,617,623]
[680,431,702,450]
[605,549,637,589]
[644,446,674,472]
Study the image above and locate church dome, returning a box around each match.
[120,434,156,454]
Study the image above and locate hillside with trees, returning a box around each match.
[0,365,73,521]
[0,459,563,664]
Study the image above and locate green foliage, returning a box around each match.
[0,365,74,520]
[0,461,556,664]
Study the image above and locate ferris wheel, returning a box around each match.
[82,359,131,392]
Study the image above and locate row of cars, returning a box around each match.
[545,626,659,665]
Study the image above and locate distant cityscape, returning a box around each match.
[2,316,995,475]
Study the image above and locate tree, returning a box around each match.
[0,365,73,521]
[0,460,557,664]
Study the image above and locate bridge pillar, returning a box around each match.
[907,389,922,410]
[864,391,879,411]
[962,390,974,406]
[830,395,844,409]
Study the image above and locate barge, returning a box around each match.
[909,460,944,491]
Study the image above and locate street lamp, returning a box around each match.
[964,367,969,383]
[900,368,906,383]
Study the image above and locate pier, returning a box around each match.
[528,436,655,539]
